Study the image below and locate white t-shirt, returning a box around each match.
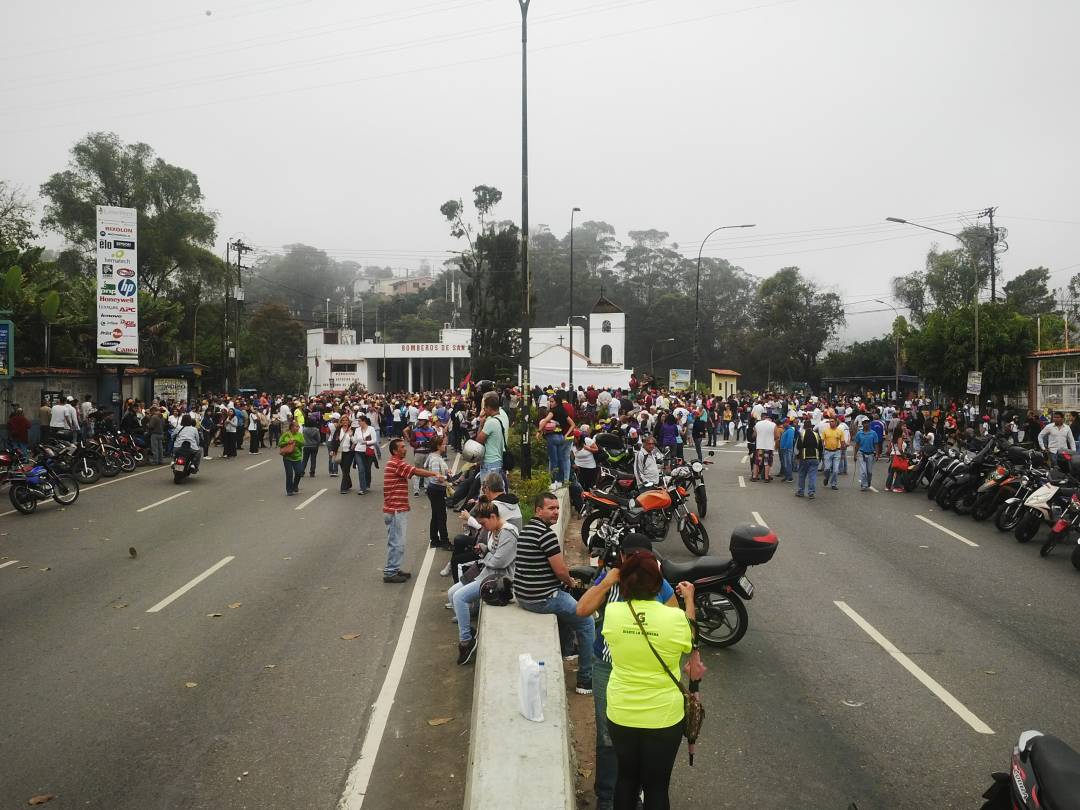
[573,446,597,469]
[50,403,78,429]
[754,419,777,451]
[751,403,764,420]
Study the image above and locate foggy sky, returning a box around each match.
[2,0,1078,344]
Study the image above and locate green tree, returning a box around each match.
[905,302,1034,400]
[0,180,37,251]
[891,225,993,324]
[820,336,897,378]
[752,267,845,386]
[384,313,441,342]
[1003,267,1054,316]
[240,303,306,392]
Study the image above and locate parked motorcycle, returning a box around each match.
[581,465,710,556]
[1012,456,1080,543]
[1037,489,1080,568]
[7,448,80,514]
[980,729,1080,809]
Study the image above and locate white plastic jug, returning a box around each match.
[517,653,544,722]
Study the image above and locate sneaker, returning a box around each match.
[831,485,839,490]
[383,572,409,583]
[457,638,477,665]
[808,493,815,499]
[795,491,804,497]
[439,562,452,577]
[398,571,412,579]
[330,472,338,477]
[444,601,453,609]
[893,487,906,493]
[575,679,593,695]
[309,472,315,477]
[562,653,579,662]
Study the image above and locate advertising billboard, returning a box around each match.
[96,206,138,364]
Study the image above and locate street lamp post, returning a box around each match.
[693,223,756,389]
[651,337,675,380]
[568,206,581,392]
[874,298,901,403]
[886,217,979,373]
[517,0,533,478]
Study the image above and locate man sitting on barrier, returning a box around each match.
[513,492,594,696]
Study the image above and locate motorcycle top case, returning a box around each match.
[594,432,626,453]
[730,522,779,565]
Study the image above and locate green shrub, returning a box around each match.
[508,467,552,523]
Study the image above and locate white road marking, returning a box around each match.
[834,600,993,735]
[717,440,728,446]
[0,560,19,569]
[751,511,766,526]
[738,476,746,488]
[136,490,190,513]
[295,488,328,511]
[915,514,979,548]
[146,556,235,613]
[0,464,173,518]
[868,486,879,493]
[338,546,437,810]
[739,455,748,464]
[245,458,272,471]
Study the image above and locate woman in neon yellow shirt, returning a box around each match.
[601,551,696,810]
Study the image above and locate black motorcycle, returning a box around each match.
[980,729,1080,809]
[171,442,201,484]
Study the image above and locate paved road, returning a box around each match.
[664,442,1080,809]
[0,449,469,810]
[6,440,1080,810]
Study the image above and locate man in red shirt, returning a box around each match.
[383,437,443,583]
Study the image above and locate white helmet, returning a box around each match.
[418,410,431,421]
[461,439,485,462]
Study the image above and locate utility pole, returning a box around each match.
[518,0,532,478]
[985,206,998,301]
[224,242,231,393]
[230,239,253,392]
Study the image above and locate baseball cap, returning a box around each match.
[620,533,654,553]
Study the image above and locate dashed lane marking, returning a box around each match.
[0,464,172,518]
[245,458,273,471]
[136,490,190,513]
[751,511,766,526]
[738,476,746,488]
[834,600,993,735]
[0,560,20,569]
[915,514,979,548]
[295,488,328,511]
[146,556,235,613]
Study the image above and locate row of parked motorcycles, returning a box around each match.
[897,434,1080,570]
[0,429,152,515]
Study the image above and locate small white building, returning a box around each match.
[304,294,630,394]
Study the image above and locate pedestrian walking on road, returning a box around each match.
[146,406,165,465]
[356,413,378,495]
[301,414,321,476]
[383,437,443,583]
[278,419,305,496]
[885,425,907,492]
[794,418,821,498]
[853,420,881,491]
[335,415,355,493]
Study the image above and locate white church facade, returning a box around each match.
[304,294,630,394]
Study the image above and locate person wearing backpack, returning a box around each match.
[301,411,321,478]
[476,390,510,488]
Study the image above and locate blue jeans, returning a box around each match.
[328,449,338,475]
[822,449,840,486]
[779,448,794,480]
[480,460,505,491]
[797,458,818,495]
[858,453,874,489]
[383,511,407,576]
[449,578,483,641]
[546,433,570,482]
[518,590,594,683]
[282,457,303,494]
[593,658,615,809]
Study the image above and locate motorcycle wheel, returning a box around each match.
[1040,530,1063,557]
[9,484,37,514]
[99,457,120,478]
[134,451,148,467]
[994,501,1022,532]
[1014,510,1041,543]
[902,470,920,492]
[51,475,79,505]
[695,590,748,647]
[695,487,708,519]
[580,514,609,551]
[952,488,978,516]
[75,458,101,485]
[1072,544,1080,571]
[174,471,186,485]
[971,492,997,522]
[935,484,953,510]
[679,516,710,556]
[927,478,942,500]
[118,453,136,473]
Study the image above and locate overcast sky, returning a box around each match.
[2,0,1078,343]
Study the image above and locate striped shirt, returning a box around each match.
[513,518,563,601]
[382,456,415,514]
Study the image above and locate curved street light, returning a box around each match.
[693,223,755,389]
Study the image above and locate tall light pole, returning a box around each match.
[568,206,581,392]
[885,216,979,373]
[693,223,755,389]
[874,298,901,403]
[651,337,675,380]
[517,0,533,477]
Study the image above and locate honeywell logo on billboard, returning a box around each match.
[99,296,135,303]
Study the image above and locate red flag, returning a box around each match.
[459,370,472,390]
